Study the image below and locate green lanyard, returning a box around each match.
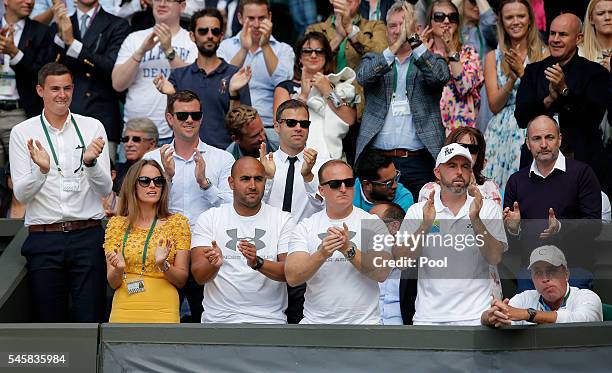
[392,60,414,99]
[39,114,86,176]
[333,15,361,71]
[121,217,158,275]
[374,0,381,21]
[539,287,571,312]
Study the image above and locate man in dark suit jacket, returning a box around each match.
[52,0,131,162]
[0,0,53,166]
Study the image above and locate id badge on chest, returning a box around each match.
[62,176,81,192]
[126,277,145,295]
[391,98,411,116]
[0,69,16,96]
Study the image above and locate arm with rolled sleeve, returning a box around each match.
[84,123,113,198]
[201,151,233,206]
[268,42,295,84]
[8,128,47,204]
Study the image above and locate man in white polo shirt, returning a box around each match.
[191,156,295,323]
[400,143,507,325]
[481,245,603,327]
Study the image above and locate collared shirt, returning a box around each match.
[529,151,567,179]
[372,45,428,151]
[169,60,251,149]
[263,148,325,222]
[143,140,234,226]
[353,177,414,212]
[217,33,294,127]
[53,5,101,60]
[0,17,25,100]
[32,0,115,18]
[9,111,112,226]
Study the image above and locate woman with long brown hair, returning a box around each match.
[104,159,190,323]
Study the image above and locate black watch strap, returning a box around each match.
[251,256,264,270]
[84,158,97,167]
[527,308,537,323]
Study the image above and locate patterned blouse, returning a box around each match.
[439,44,484,134]
[103,213,191,278]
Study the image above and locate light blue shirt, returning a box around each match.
[32,0,116,18]
[217,33,294,127]
[372,46,428,151]
[379,269,402,325]
[143,140,234,226]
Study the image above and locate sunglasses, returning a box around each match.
[278,118,311,129]
[432,11,460,24]
[458,143,480,155]
[321,177,356,189]
[196,27,222,36]
[137,176,166,188]
[369,170,401,190]
[174,111,203,121]
[301,48,325,56]
[120,135,152,144]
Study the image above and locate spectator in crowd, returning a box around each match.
[225,104,277,159]
[191,157,295,323]
[515,13,610,193]
[359,0,396,22]
[285,159,391,324]
[353,149,414,212]
[259,99,325,323]
[0,0,53,166]
[419,127,502,207]
[115,0,156,31]
[0,162,25,218]
[143,90,234,322]
[356,1,449,198]
[104,159,190,322]
[288,0,317,36]
[483,0,546,191]
[370,201,405,325]
[52,0,131,163]
[32,0,119,23]
[481,245,603,326]
[217,0,295,145]
[424,0,483,134]
[154,8,252,150]
[114,117,158,194]
[9,63,112,322]
[273,32,357,160]
[398,143,506,325]
[112,0,197,145]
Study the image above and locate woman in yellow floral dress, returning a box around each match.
[104,159,190,323]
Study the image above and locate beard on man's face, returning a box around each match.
[197,42,219,57]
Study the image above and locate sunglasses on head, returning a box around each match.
[321,177,356,189]
[369,170,401,190]
[458,143,480,155]
[279,118,311,129]
[432,11,460,24]
[196,27,222,36]
[137,176,166,188]
[120,135,152,144]
[174,111,203,121]
[301,48,325,56]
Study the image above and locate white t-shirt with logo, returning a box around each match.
[289,207,382,324]
[403,191,507,325]
[191,203,295,324]
[115,27,197,139]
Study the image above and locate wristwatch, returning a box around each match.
[344,243,356,261]
[159,260,170,273]
[407,33,422,49]
[165,48,176,61]
[561,87,570,97]
[251,255,264,270]
[527,308,537,323]
[326,91,343,108]
[200,177,212,191]
[448,52,461,62]
[84,159,97,167]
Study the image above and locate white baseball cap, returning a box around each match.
[435,143,474,168]
[528,245,568,269]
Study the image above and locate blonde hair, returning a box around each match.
[496,0,546,76]
[582,0,612,62]
[425,0,462,53]
[117,159,171,226]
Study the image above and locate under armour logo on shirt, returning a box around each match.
[317,231,357,247]
[225,229,267,251]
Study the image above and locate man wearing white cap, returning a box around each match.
[397,143,507,325]
[481,245,603,327]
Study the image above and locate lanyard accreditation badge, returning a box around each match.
[391,61,414,117]
[122,217,158,295]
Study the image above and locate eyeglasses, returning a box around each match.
[301,48,325,56]
[458,143,480,155]
[137,176,166,188]
[121,135,153,144]
[432,11,460,24]
[174,111,203,121]
[196,27,222,36]
[369,170,401,190]
[532,266,565,279]
[278,118,311,129]
[321,177,356,189]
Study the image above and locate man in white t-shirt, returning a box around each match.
[481,245,603,327]
[399,143,507,325]
[285,159,391,324]
[191,156,295,323]
[112,0,197,144]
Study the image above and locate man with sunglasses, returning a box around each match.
[114,117,159,193]
[154,8,252,150]
[481,245,602,327]
[354,149,414,213]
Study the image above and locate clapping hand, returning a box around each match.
[155,238,172,267]
[27,139,51,174]
[204,240,224,268]
[259,142,276,179]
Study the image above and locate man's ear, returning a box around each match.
[165,112,174,129]
[576,32,584,45]
[237,11,244,26]
[36,84,44,98]
[228,175,235,191]
[433,167,440,181]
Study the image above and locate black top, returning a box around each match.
[276,80,300,96]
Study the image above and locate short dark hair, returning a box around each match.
[190,8,225,33]
[238,0,269,14]
[378,202,406,223]
[356,150,393,182]
[318,159,353,184]
[166,90,201,114]
[37,62,72,86]
[275,99,308,122]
